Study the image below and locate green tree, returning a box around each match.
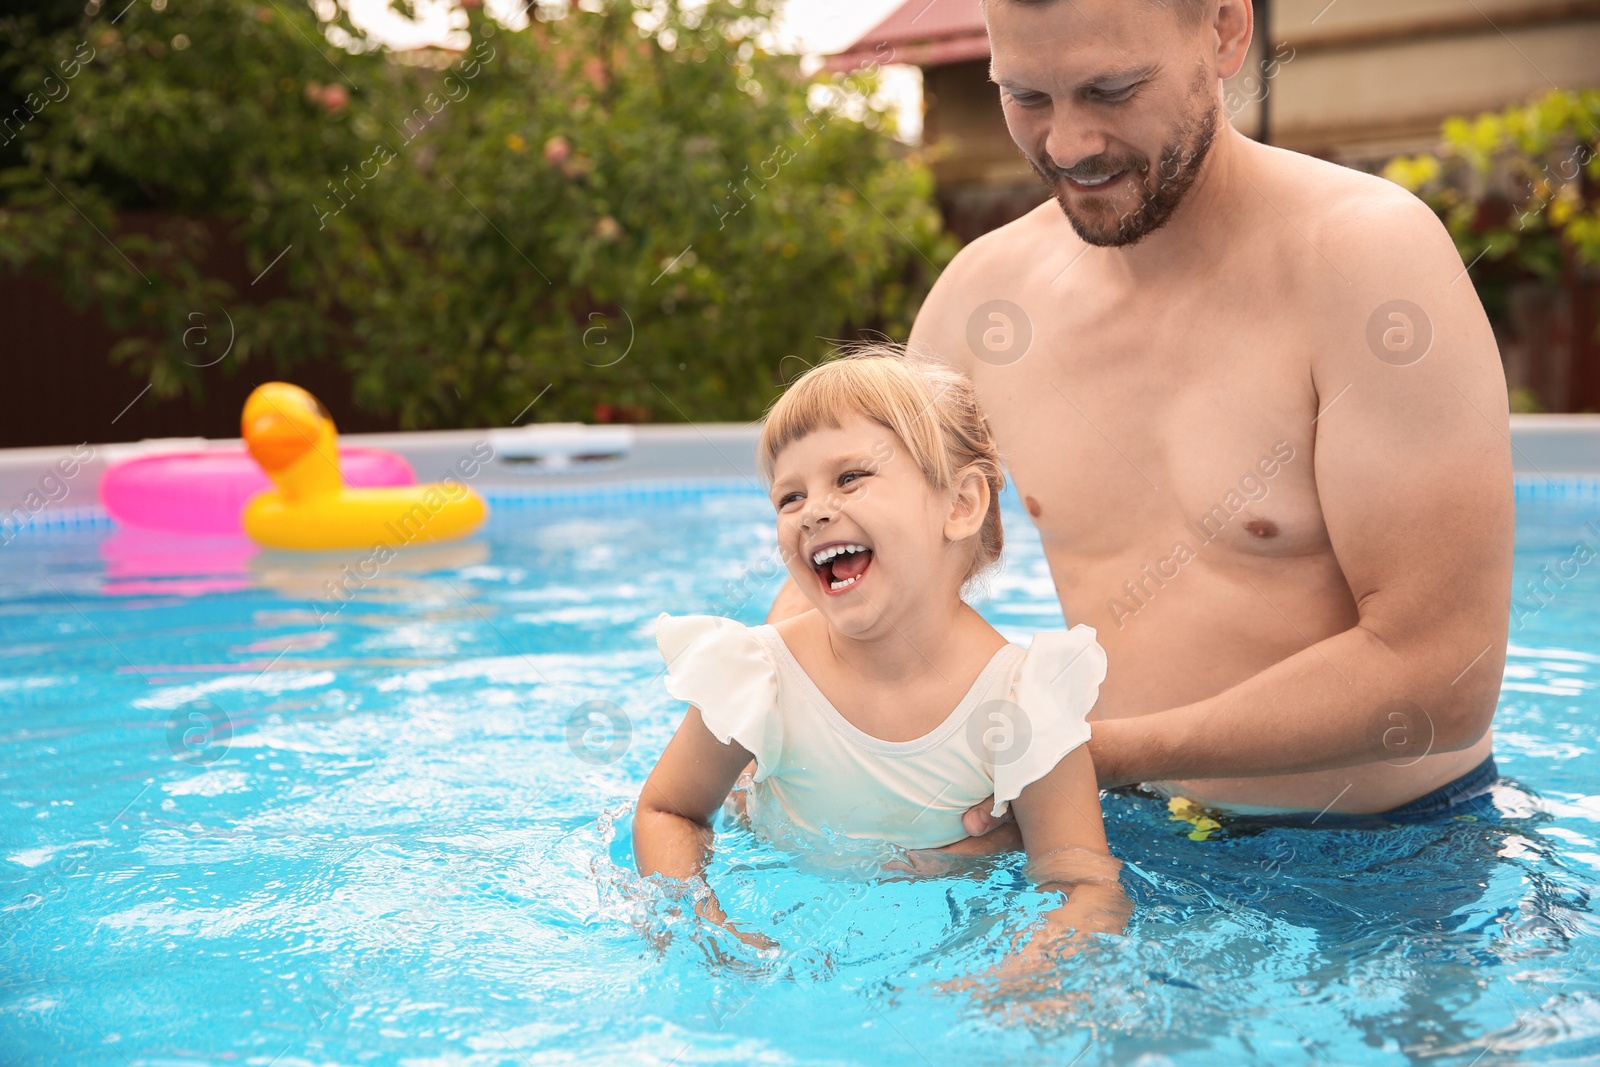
[0,0,954,427]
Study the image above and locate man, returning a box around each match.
[766,0,1513,844]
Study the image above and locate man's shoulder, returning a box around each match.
[908,199,1064,366]
[1257,144,1453,267]
[1254,146,1502,405]
[945,198,1064,280]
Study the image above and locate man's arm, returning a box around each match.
[1090,191,1513,787]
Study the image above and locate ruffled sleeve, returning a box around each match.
[989,625,1107,817]
[654,613,783,780]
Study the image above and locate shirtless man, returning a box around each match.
[765,0,1513,839]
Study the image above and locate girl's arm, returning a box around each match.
[634,706,768,945]
[937,745,1127,1012]
[1006,743,1132,960]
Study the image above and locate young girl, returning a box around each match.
[634,349,1128,970]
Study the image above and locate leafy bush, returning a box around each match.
[1383,90,1599,412]
[0,0,953,427]
[1383,89,1599,315]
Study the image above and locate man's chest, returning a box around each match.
[966,301,1333,564]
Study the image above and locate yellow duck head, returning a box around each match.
[242,383,342,498]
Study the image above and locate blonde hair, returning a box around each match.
[757,345,1005,585]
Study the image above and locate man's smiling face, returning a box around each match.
[985,0,1226,247]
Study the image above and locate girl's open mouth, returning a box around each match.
[810,542,872,594]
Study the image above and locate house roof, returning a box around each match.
[825,0,990,72]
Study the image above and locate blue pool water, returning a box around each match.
[2,481,1598,1066]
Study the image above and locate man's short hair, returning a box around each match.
[1154,0,1208,24]
[989,0,1208,25]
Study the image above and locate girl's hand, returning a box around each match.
[938,743,1129,1020]
[694,893,779,953]
[635,894,779,958]
[725,925,779,952]
[934,940,1092,1021]
[634,706,767,955]
[882,845,993,879]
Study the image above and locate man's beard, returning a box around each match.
[1029,94,1219,249]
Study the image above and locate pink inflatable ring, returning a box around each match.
[100,448,416,537]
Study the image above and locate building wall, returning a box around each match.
[1267,0,1600,164]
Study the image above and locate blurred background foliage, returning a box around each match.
[4,0,1594,429]
[0,0,953,428]
[1384,89,1600,413]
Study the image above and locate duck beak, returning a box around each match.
[242,382,338,480]
[243,410,317,473]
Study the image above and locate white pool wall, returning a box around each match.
[1,416,1598,532]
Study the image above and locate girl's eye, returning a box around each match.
[776,492,803,510]
[838,470,869,489]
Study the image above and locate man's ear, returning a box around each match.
[1213,0,1254,82]
[944,467,991,544]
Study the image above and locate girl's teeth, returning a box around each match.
[830,575,860,590]
[811,543,868,566]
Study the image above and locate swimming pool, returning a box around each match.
[2,479,1597,1065]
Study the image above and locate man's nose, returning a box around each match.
[1045,106,1110,172]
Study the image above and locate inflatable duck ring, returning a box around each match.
[241,382,486,551]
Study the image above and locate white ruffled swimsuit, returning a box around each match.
[654,614,1108,851]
